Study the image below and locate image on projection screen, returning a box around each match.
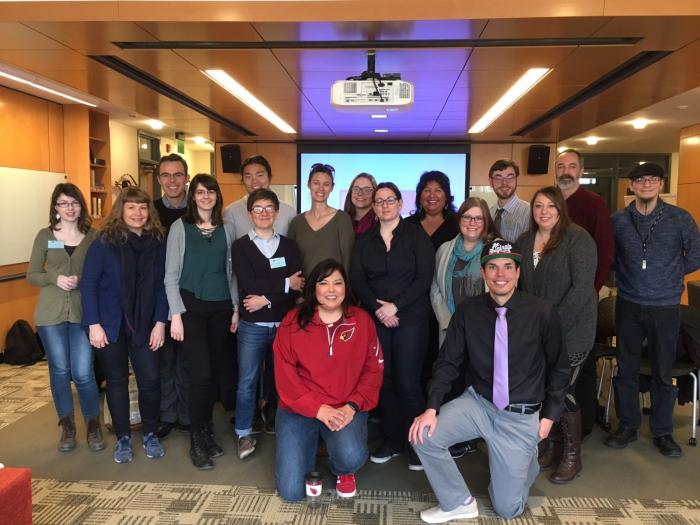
[298,153,467,216]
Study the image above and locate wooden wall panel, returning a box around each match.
[0,278,39,347]
[62,105,90,201]
[0,86,51,171]
[48,103,65,173]
[470,143,555,190]
[676,124,700,305]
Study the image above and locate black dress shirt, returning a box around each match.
[350,218,435,323]
[406,212,460,252]
[427,290,570,421]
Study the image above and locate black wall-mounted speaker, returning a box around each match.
[220,144,242,173]
[527,145,551,175]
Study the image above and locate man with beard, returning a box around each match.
[488,160,530,243]
[551,149,614,452]
[606,162,700,457]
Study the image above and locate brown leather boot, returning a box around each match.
[538,422,562,470]
[58,415,76,452]
[549,409,582,484]
[86,417,106,452]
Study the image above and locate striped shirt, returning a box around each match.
[491,195,530,243]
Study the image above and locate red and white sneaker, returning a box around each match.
[336,473,357,498]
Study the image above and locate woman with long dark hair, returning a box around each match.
[164,173,239,470]
[274,259,383,501]
[406,170,459,251]
[82,187,168,464]
[344,172,378,236]
[28,183,104,453]
[351,182,434,470]
[515,185,597,484]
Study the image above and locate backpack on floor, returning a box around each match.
[1,320,45,365]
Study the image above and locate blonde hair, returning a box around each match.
[100,187,163,243]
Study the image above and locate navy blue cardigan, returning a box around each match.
[81,236,169,343]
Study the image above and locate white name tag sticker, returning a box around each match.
[269,256,286,269]
[48,240,65,249]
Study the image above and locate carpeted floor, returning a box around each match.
[31,478,700,524]
[0,361,52,431]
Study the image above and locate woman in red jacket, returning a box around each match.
[273,258,383,501]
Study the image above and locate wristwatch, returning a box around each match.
[346,401,359,413]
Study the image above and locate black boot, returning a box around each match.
[203,424,224,459]
[550,410,582,484]
[190,430,214,470]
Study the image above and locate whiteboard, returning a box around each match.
[0,166,67,265]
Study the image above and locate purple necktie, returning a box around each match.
[492,307,509,410]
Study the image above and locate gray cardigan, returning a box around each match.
[515,224,597,364]
[164,218,238,316]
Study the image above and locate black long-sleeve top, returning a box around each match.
[428,290,570,421]
[232,235,302,323]
[350,218,435,323]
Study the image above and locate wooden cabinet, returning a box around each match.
[88,110,111,223]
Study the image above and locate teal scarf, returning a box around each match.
[445,238,483,314]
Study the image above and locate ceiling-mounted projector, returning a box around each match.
[331,50,414,112]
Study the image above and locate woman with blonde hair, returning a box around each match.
[28,182,103,453]
[82,187,169,464]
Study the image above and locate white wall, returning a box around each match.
[109,120,139,185]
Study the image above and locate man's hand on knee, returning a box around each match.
[409,409,437,445]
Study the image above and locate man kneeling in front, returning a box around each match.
[409,239,570,522]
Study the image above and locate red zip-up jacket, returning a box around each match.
[274,305,384,419]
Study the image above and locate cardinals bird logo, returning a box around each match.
[339,327,355,342]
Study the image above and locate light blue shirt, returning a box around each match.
[490,195,530,243]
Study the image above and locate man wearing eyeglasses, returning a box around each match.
[153,153,191,439]
[488,160,530,244]
[223,155,296,239]
[552,148,614,456]
[606,162,700,458]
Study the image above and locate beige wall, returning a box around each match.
[109,120,138,186]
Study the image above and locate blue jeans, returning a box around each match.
[37,322,100,420]
[235,320,277,437]
[275,407,368,501]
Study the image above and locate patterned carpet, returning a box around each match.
[30,478,700,524]
[0,361,52,430]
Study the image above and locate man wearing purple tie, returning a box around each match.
[409,239,569,522]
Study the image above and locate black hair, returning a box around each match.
[247,188,280,211]
[183,174,224,225]
[413,170,457,219]
[373,181,402,202]
[158,153,188,175]
[240,155,272,179]
[307,163,335,185]
[296,259,354,330]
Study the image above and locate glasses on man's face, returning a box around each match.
[374,197,399,207]
[461,215,484,224]
[310,163,335,174]
[490,175,517,183]
[56,201,81,209]
[632,176,662,185]
[159,172,186,180]
[251,205,276,215]
[351,186,374,195]
[195,189,217,197]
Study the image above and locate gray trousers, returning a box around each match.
[413,387,540,520]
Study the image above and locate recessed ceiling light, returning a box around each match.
[0,70,97,107]
[677,104,689,110]
[192,136,207,144]
[557,146,568,153]
[585,136,600,146]
[203,69,296,134]
[632,118,650,129]
[468,68,551,134]
[374,129,389,133]
[147,119,165,130]
[686,137,700,145]
[370,114,387,119]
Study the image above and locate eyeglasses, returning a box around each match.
[310,163,335,174]
[194,189,217,197]
[159,172,187,180]
[460,215,484,224]
[351,186,374,195]
[490,175,517,183]
[56,201,81,209]
[374,197,399,206]
[251,205,276,215]
[632,176,662,185]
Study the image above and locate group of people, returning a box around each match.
[26,147,700,522]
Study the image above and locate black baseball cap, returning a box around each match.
[627,162,665,180]
[481,238,522,266]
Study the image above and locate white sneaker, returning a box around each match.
[420,499,478,523]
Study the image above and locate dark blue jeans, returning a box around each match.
[37,322,100,420]
[613,296,680,437]
[94,329,160,437]
[275,407,368,501]
[235,320,277,437]
[376,321,428,452]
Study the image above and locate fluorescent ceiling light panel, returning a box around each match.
[468,68,551,134]
[147,119,165,130]
[203,69,296,134]
[374,129,389,133]
[370,114,387,119]
[0,70,96,107]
